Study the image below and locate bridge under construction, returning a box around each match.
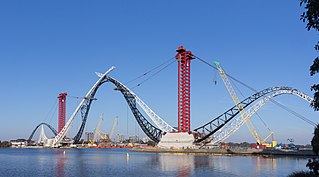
[28,46,316,149]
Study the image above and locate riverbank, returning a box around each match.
[133,147,316,157]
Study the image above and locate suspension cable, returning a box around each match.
[67,95,83,99]
[124,56,176,85]
[132,59,176,89]
[194,55,317,127]
[46,99,58,125]
[230,71,273,133]
[269,99,317,127]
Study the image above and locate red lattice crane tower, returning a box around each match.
[176,46,194,132]
[58,92,67,134]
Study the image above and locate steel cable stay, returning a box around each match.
[211,89,316,144]
[132,59,176,89]
[193,55,316,129]
[124,56,176,87]
[46,99,58,127]
[231,77,275,132]
[213,62,274,145]
[50,54,315,146]
[193,86,292,143]
[193,87,315,143]
[269,99,316,126]
[226,66,274,144]
[53,64,177,146]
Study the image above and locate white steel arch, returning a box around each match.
[53,66,115,147]
[211,89,314,144]
[38,125,48,144]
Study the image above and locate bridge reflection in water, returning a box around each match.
[0,148,308,177]
[48,149,307,177]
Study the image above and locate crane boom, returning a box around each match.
[214,61,270,144]
[92,114,104,144]
[261,131,274,144]
[109,116,118,141]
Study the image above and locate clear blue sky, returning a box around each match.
[0,1,317,144]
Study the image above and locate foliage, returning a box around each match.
[300,0,319,31]
[288,2,319,176]
[312,125,319,155]
[287,171,316,177]
[146,140,156,146]
[306,158,319,175]
[0,141,11,148]
[300,0,319,111]
[310,58,319,110]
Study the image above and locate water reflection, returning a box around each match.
[146,154,214,177]
[145,153,306,177]
[160,154,193,177]
[194,155,211,169]
[23,149,307,177]
[254,157,278,176]
[55,150,65,177]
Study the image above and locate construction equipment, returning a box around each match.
[90,114,104,145]
[89,115,118,145]
[214,61,274,145]
[109,116,118,141]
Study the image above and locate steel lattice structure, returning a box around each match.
[72,88,99,143]
[53,67,115,146]
[176,46,194,132]
[210,88,314,144]
[193,86,292,143]
[105,76,163,142]
[58,93,67,134]
[51,66,315,147]
[53,67,168,146]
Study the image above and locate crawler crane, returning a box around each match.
[214,62,274,147]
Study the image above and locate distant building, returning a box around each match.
[115,134,125,143]
[84,132,94,142]
[129,135,139,143]
[142,137,150,143]
[10,139,27,148]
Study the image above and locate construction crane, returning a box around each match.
[109,116,118,141]
[91,114,104,145]
[214,61,274,145]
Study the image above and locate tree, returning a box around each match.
[0,141,11,148]
[312,125,319,155]
[300,0,319,111]
[146,140,156,146]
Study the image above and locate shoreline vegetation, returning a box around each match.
[0,141,11,148]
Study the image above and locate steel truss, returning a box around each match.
[73,87,99,143]
[211,89,314,144]
[193,86,292,143]
[53,67,115,146]
[105,76,163,142]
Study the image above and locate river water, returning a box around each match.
[0,148,309,177]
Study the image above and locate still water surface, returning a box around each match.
[0,148,309,177]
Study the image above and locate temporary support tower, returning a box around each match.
[176,46,193,132]
[58,92,67,134]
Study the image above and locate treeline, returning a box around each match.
[0,141,11,148]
